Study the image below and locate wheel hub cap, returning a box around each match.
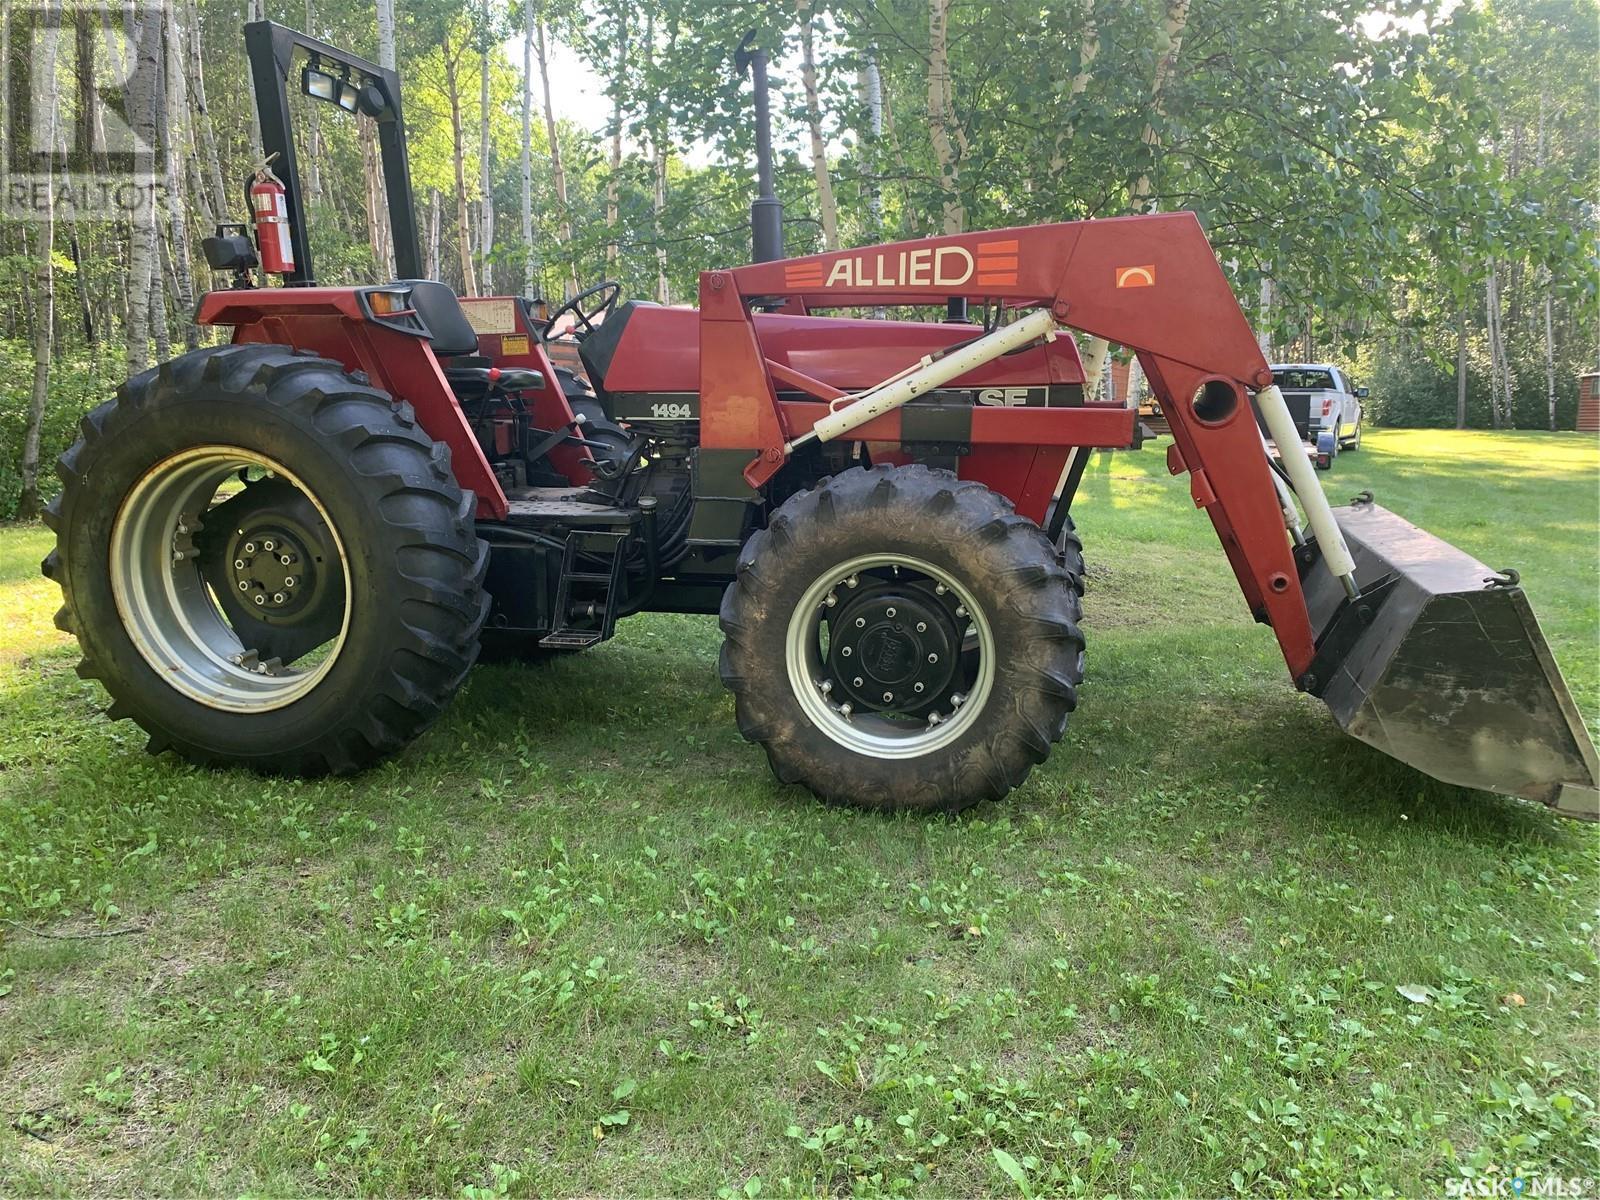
[828,588,956,712]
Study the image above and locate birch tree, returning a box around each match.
[926,0,964,235]
[124,9,163,375]
[442,36,478,294]
[17,17,62,521]
[533,11,579,298]
[520,1,538,293]
[799,1,838,250]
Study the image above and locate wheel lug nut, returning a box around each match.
[819,680,833,694]
[243,542,256,554]
[928,711,942,725]
[234,559,246,570]
[955,605,968,618]
[280,555,293,566]
[839,703,853,719]
[272,592,286,604]
[824,592,837,607]
[262,539,275,552]
[927,652,938,664]
[885,606,897,617]
[845,575,859,589]
[914,682,925,693]
[882,691,894,704]
[841,646,853,657]
[284,576,296,587]
[854,617,866,628]
[853,676,864,687]
[935,583,947,595]
[253,594,266,606]
[238,581,250,591]
[916,622,927,633]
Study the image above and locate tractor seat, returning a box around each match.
[443,361,545,398]
[392,280,544,397]
[394,279,480,358]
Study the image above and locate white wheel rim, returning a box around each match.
[783,552,995,758]
[108,446,352,713]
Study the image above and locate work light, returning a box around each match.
[300,56,339,103]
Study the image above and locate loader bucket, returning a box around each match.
[1301,501,1598,820]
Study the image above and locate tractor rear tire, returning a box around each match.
[42,344,489,776]
[719,464,1085,813]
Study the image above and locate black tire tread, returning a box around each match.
[718,464,1085,813]
[44,343,488,776]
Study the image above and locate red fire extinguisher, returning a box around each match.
[249,159,295,276]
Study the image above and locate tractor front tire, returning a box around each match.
[42,344,489,776]
[719,465,1085,813]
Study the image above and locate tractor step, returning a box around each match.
[538,629,606,649]
[539,528,629,650]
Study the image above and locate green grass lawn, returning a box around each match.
[1,429,1596,1196]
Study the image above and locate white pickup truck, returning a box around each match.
[1268,364,1367,463]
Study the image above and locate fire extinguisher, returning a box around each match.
[249,159,295,276]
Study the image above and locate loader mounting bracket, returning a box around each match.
[1298,572,1400,696]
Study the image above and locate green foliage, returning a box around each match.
[0,341,120,518]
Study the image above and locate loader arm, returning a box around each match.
[705,211,1319,679]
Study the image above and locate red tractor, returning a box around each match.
[41,22,1597,818]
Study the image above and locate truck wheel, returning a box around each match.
[42,344,489,776]
[719,464,1085,813]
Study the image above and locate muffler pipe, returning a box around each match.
[1255,383,1359,598]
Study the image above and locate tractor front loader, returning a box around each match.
[41,20,1597,819]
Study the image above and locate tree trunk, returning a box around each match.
[17,18,61,522]
[926,0,964,235]
[164,1,198,350]
[521,1,538,292]
[1485,265,1508,430]
[605,12,627,270]
[1455,305,1468,429]
[68,230,95,345]
[376,0,395,68]
[1131,0,1190,205]
[443,45,478,295]
[1084,0,1190,399]
[1049,0,1098,174]
[302,0,322,208]
[124,10,162,375]
[534,16,578,298]
[859,48,883,243]
[799,2,838,250]
[427,188,442,280]
[364,0,396,276]
[1537,87,1556,431]
[479,32,494,294]
[643,13,669,303]
[184,0,228,220]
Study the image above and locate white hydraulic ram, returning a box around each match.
[787,307,1058,452]
[1255,383,1361,600]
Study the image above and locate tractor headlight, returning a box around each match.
[301,61,339,103]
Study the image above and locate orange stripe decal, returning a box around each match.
[976,239,1019,254]
[1115,264,1156,288]
[975,256,1019,271]
[976,273,1019,286]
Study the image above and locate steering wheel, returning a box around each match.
[542,281,623,343]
